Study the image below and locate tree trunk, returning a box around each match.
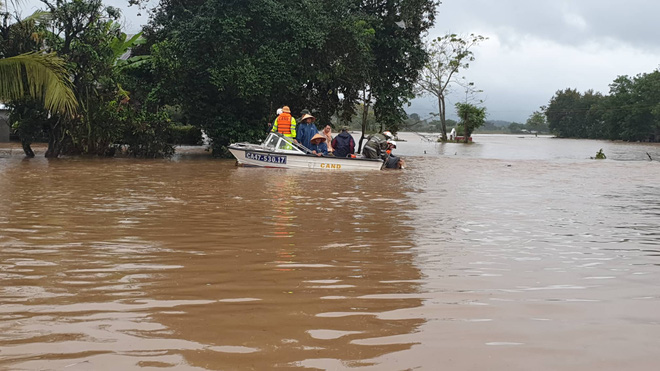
[45,121,63,158]
[358,101,370,154]
[358,91,372,154]
[439,95,447,141]
[21,139,35,158]
[463,114,470,143]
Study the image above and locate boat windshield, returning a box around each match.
[262,133,306,154]
[264,134,280,150]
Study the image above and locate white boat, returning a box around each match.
[228,133,384,171]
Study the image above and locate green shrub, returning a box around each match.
[168,124,203,145]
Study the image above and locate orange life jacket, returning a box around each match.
[275,113,293,135]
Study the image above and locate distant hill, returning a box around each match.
[487,120,513,127]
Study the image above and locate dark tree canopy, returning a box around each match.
[546,70,660,142]
[144,0,438,155]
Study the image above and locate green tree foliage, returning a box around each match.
[455,102,486,142]
[605,71,660,141]
[5,0,173,157]
[525,111,548,133]
[507,122,525,133]
[0,3,78,129]
[145,0,437,156]
[546,70,660,142]
[416,33,487,141]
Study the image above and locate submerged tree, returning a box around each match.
[455,102,486,143]
[416,33,486,141]
[4,0,173,158]
[525,110,548,133]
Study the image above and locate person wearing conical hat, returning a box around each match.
[309,133,328,156]
[271,106,298,142]
[296,112,317,150]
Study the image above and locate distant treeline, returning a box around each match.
[399,113,550,134]
[546,69,660,142]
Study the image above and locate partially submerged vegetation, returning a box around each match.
[2,0,440,158]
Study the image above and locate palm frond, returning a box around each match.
[22,10,52,24]
[0,53,78,116]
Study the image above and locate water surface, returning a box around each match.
[1,134,659,370]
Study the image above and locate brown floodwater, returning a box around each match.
[1,134,660,370]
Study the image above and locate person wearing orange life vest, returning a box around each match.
[271,106,298,143]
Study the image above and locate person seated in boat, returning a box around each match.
[321,124,334,154]
[309,133,328,156]
[362,130,394,159]
[271,106,298,143]
[331,126,355,158]
[296,113,317,150]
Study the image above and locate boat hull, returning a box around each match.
[228,147,383,171]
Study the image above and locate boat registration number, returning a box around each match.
[246,152,286,164]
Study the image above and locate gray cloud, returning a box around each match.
[410,0,660,122]
[433,0,660,51]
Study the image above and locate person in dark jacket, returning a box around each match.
[296,113,317,150]
[331,127,355,158]
[362,130,393,159]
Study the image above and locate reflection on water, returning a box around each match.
[1,135,660,370]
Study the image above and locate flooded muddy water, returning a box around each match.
[1,134,660,370]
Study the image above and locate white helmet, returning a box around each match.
[387,140,397,148]
[383,131,394,139]
[276,108,283,115]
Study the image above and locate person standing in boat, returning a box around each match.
[268,107,283,132]
[271,106,298,143]
[296,113,317,150]
[298,108,311,123]
[309,133,328,156]
[331,126,355,158]
[362,130,393,159]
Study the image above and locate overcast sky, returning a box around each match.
[17,0,660,123]
[413,0,660,122]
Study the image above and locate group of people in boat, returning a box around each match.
[269,106,404,169]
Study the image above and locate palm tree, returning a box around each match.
[0,52,78,116]
[0,1,78,116]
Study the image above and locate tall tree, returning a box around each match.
[6,0,172,158]
[416,33,486,141]
[610,71,660,141]
[364,0,438,133]
[145,0,437,156]
[546,88,605,139]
